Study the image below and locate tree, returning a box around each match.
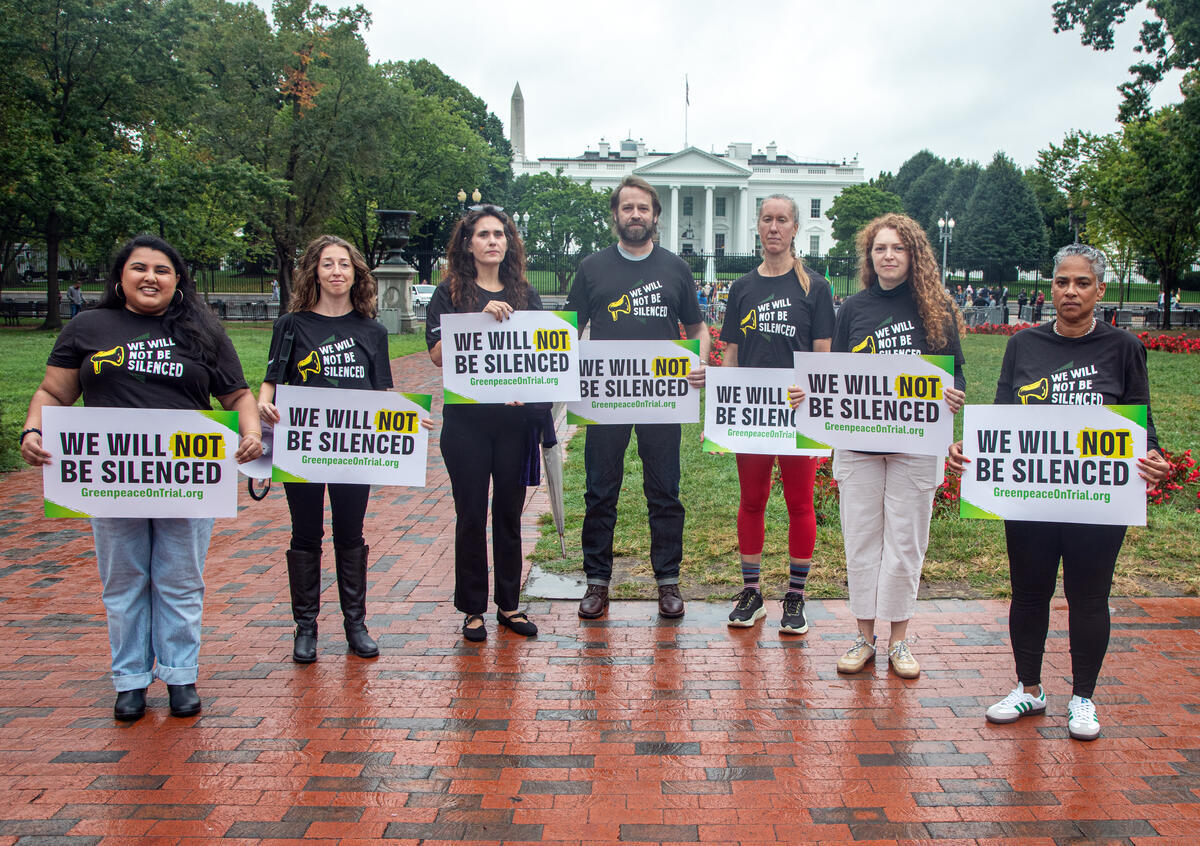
[1023,167,1074,273]
[956,152,1048,281]
[904,158,952,236]
[890,150,941,200]
[929,160,982,268]
[1053,0,1200,121]
[1078,105,1200,327]
[184,0,378,315]
[511,171,613,293]
[825,184,905,256]
[0,0,191,328]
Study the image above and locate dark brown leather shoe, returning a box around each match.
[578,584,609,618]
[658,584,684,618]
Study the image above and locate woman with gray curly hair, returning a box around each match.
[950,243,1169,740]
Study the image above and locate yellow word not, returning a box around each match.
[374,409,420,434]
[169,432,225,460]
[652,357,691,378]
[1076,428,1134,458]
[895,374,943,400]
[534,329,572,351]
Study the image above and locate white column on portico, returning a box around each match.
[703,186,715,254]
[737,187,749,253]
[669,185,679,253]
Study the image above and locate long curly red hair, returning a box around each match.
[856,213,964,351]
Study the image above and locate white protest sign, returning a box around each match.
[959,404,1147,526]
[702,367,829,456]
[41,406,239,518]
[793,352,955,456]
[272,384,430,486]
[442,310,580,404]
[566,339,700,425]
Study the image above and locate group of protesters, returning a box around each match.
[19,175,1169,743]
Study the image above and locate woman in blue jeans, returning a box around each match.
[20,235,262,722]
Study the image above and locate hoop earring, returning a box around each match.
[173,289,183,306]
[115,284,125,300]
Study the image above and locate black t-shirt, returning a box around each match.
[264,311,393,391]
[832,281,966,390]
[722,267,835,368]
[995,321,1159,452]
[424,280,544,350]
[566,244,703,340]
[47,307,247,409]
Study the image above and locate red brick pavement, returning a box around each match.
[0,353,1198,844]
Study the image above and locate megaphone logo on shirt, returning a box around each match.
[1017,377,1049,404]
[297,350,322,381]
[607,293,632,321]
[91,345,125,374]
[740,309,757,334]
[852,335,877,354]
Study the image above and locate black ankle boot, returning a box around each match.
[286,548,322,663]
[335,544,378,658]
[167,683,201,718]
[114,688,146,722]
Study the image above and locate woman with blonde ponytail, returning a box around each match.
[722,194,835,634]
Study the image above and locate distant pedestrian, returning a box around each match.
[271,278,280,302]
[1034,291,1045,321]
[67,282,83,318]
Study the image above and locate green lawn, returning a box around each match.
[0,322,427,471]
[531,333,1200,599]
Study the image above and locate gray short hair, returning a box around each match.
[1053,243,1106,280]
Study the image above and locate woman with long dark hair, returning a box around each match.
[257,235,392,663]
[723,194,835,633]
[427,205,542,642]
[20,234,262,721]
[825,213,966,679]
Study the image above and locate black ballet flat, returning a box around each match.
[462,614,487,642]
[497,611,538,637]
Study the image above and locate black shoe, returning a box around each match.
[780,591,809,634]
[293,627,317,663]
[335,544,378,658]
[657,583,684,618]
[462,614,487,642]
[727,586,765,627]
[345,625,379,659]
[578,584,609,619]
[167,684,201,718]
[497,611,538,637]
[113,688,146,722]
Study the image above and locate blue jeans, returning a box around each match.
[91,517,214,691]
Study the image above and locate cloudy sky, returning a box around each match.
[316,0,1184,176]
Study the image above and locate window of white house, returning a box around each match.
[683,196,694,217]
[715,197,726,217]
[810,199,821,218]
[809,235,821,256]
[715,234,725,256]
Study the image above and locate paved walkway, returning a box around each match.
[0,353,1197,844]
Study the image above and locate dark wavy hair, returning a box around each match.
[856,213,964,351]
[444,205,531,310]
[99,234,225,364]
[289,234,378,318]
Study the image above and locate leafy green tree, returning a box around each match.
[1053,0,1200,121]
[0,0,191,328]
[928,160,981,267]
[905,158,953,235]
[1079,104,1200,327]
[1023,167,1074,272]
[891,150,941,200]
[956,152,1048,281]
[825,184,905,256]
[511,171,613,293]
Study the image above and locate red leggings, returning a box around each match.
[735,453,818,558]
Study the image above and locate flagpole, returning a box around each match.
[684,74,689,147]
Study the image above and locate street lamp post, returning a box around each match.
[516,211,530,239]
[937,213,955,288]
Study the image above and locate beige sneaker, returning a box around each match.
[887,640,920,678]
[836,633,876,674]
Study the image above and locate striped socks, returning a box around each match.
[740,561,760,591]
[788,560,811,595]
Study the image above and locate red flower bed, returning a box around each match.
[965,322,1036,336]
[1147,448,1200,511]
[1137,332,1200,354]
[681,325,727,366]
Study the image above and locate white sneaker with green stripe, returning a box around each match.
[985,683,1047,724]
[1067,695,1101,741]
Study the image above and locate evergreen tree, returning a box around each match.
[957,152,1047,282]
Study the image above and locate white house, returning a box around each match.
[511,109,865,257]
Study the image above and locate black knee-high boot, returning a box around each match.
[335,544,378,658]
[286,548,322,663]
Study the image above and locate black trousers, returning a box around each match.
[581,423,683,585]
[283,482,370,552]
[1004,519,1127,698]
[441,404,527,615]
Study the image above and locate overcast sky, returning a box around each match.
[304,0,1184,176]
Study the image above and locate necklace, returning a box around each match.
[1052,316,1096,337]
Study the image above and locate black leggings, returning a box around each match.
[283,482,370,552]
[1004,520,1126,698]
[440,404,528,615]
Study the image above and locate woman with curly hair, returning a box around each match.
[258,235,393,663]
[829,213,966,678]
[426,206,542,642]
